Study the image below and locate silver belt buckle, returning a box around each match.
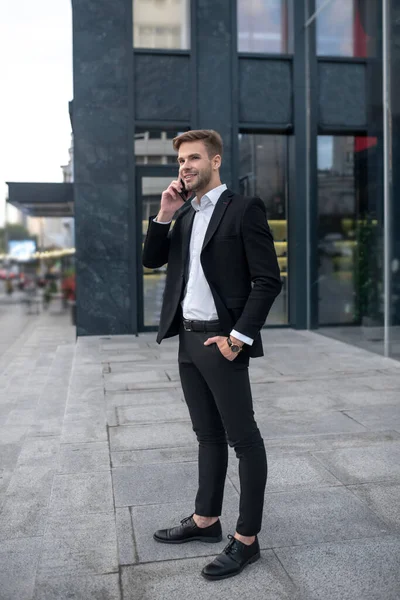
[183,320,192,331]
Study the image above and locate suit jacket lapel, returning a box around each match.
[201,189,233,252]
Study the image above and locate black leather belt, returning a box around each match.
[183,319,221,333]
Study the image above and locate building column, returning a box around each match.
[72,0,135,335]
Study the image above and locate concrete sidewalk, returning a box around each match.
[0,315,400,599]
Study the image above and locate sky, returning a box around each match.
[0,0,73,226]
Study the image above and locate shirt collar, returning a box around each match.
[191,183,227,212]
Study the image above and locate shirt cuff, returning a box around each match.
[153,218,172,224]
[230,329,254,346]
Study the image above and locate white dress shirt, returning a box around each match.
[155,183,253,346]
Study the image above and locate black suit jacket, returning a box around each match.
[142,188,282,358]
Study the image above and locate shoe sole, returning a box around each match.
[201,551,261,581]
[153,534,222,545]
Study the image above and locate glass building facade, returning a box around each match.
[71,0,400,360]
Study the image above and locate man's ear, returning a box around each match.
[213,154,222,170]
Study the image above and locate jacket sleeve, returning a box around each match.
[233,198,282,339]
[142,217,172,269]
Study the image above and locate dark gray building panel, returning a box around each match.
[239,59,292,125]
[74,185,129,261]
[196,0,235,186]
[73,32,128,109]
[134,54,191,121]
[72,0,127,35]
[319,62,367,129]
[73,108,130,184]
[76,259,132,335]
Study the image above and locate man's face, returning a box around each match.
[178,141,216,192]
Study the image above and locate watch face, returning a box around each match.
[231,344,240,353]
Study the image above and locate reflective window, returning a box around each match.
[316,0,381,57]
[141,176,171,327]
[239,134,289,325]
[317,136,384,336]
[237,0,290,54]
[133,0,190,49]
[134,129,181,168]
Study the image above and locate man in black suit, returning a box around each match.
[142,130,282,581]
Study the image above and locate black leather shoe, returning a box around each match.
[153,515,222,544]
[201,534,260,580]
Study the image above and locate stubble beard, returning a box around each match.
[186,164,212,194]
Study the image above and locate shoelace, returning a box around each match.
[224,534,240,556]
[180,515,194,526]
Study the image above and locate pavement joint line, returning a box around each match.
[271,547,298,586]
[338,410,369,428]
[128,506,140,564]
[343,483,400,529]
[266,532,398,551]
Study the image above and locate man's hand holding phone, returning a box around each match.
[156,179,190,222]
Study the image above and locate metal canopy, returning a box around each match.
[6,182,74,217]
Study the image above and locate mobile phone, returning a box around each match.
[178,178,189,202]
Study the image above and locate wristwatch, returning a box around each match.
[227,337,243,354]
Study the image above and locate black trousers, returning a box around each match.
[178,327,267,536]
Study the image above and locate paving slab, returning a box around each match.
[33,574,121,600]
[344,405,400,431]
[49,471,114,515]
[117,403,190,425]
[16,436,60,467]
[0,442,24,470]
[27,416,64,437]
[228,452,341,494]
[259,431,400,455]
[103,352,154,362]
[276,536,400,600]
[258,410,366,439]
[109,422,196,451]
[253,393,338,413]
[57,441,110,473]
[112,462,200,507]
[111,446,198,467]
[6,465,54,504]
[357,374,400,390]
[348,482,400,532]
[101,341,142,351]
[0,468,13,507]
[312,443,400,484]
[61,417,108,443]
[5,408,37,426]
[121,551,296,600]
[116,507,137,565]
[259,486,389,548]
[0,496,48,540]
[0,536,42,600]
[251,376,374,399]
[332,390,400,408]
[104,370,170,391]
[38,512,118,576]
[106,389,182,407]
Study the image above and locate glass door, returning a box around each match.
[238,133,289,325]
[136,166,179,331]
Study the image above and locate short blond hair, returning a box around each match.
[172,129,223,159]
